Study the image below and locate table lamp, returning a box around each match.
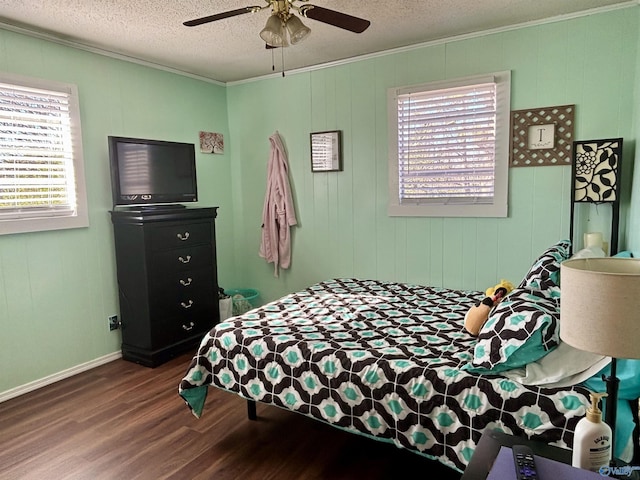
[560,257,640,461]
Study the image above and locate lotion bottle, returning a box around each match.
[572,391,612,471]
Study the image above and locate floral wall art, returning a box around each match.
[199,131,224,154]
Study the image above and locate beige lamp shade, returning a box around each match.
[560,257,640,360]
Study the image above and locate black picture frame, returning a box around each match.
[310,130,342,172]
[569,137,623,256]
[571,138,622,203]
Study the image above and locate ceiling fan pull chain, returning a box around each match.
[281,44,286,77]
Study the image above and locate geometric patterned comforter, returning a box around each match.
[179,278,592,472]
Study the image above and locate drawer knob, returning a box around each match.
[180,277,193,287]
[182,321,195,331]
[178,255,192,264]
[181,300,194,309]
[177,232,190,241]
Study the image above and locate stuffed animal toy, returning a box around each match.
[464,280,514,336]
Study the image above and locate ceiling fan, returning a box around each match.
[183,1,371,48]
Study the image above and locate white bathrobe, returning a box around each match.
[259,132,297,277]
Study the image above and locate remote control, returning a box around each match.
[512,444,539,480]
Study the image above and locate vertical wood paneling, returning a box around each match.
[580,13,626,136]
[405,45,447,86]
[442,219,464,288]
[349,60,378,280]
[564,19,588,110]
[531,167,570,242]
[535,24,570,104]
[461,220,480,290]
[310,70,332,275]
[497,168,535,274]
[462,34,505,76]
[375,56,402,281]
[229,7,638,302]
[4,6,638,396]
[474,219,500,288]
[501,27,540,107]
[429,219,445,286]
[0,28,232,394]
[335,66,356,277]
[405,218,431,285]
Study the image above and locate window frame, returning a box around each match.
[387,71,511,218]
[0,72,88,235]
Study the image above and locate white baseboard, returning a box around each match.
[0,351,122,404]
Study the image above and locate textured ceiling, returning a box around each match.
[0,0,634,83]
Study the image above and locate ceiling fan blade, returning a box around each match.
[300,5,370,33]
[183,7,259,27]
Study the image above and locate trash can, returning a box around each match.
[218,288,232,321]
[224,288,259,316]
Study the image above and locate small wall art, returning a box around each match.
[199,131,224,154]
[310,130,342,172]
[510,104,575,167]
[572,138,622,203]
[569,137,623,255]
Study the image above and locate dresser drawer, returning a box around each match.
[153,268,213,297]
[150,282,215,317]
[151,311,215,347]
[149,221,212,251]
[153,245,213,273]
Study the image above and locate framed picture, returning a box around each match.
[569,137,623,256]
[310,130,342,172]
[510,104,575,167]
[199,131,224,154]
[572,138,622,203]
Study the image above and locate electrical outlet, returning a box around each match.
[108,315,119,331]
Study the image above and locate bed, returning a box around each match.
[178,240,637,472]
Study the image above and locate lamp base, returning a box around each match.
[603,359,620,458]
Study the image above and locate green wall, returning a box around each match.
[0,30,235,393]
[228,7,640,304]
[1,6,639,395]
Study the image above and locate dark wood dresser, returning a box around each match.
[110,206,219,367]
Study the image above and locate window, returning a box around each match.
[0,72,88,235]
[388,71,511,217]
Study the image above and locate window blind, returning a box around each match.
[0,81,77,218]
[396,82,497,205]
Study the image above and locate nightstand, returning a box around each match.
[461,429,572,480]
[462,429,639,480]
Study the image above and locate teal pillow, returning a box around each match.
[465,288,560,373]
[465,330,552,374]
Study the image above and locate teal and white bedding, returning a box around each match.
[179,277,604,472]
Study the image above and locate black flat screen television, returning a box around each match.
[108,136,198,208]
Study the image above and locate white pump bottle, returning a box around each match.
[572,391,612,472]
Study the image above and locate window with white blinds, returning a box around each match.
[0,73,88,235]
[388,71,510,217]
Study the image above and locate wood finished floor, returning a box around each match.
[0,352,462,480]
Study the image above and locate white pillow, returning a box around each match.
[501,341,610,388]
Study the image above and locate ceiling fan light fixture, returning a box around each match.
[260,14,286,47]
[286,14,311,45]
